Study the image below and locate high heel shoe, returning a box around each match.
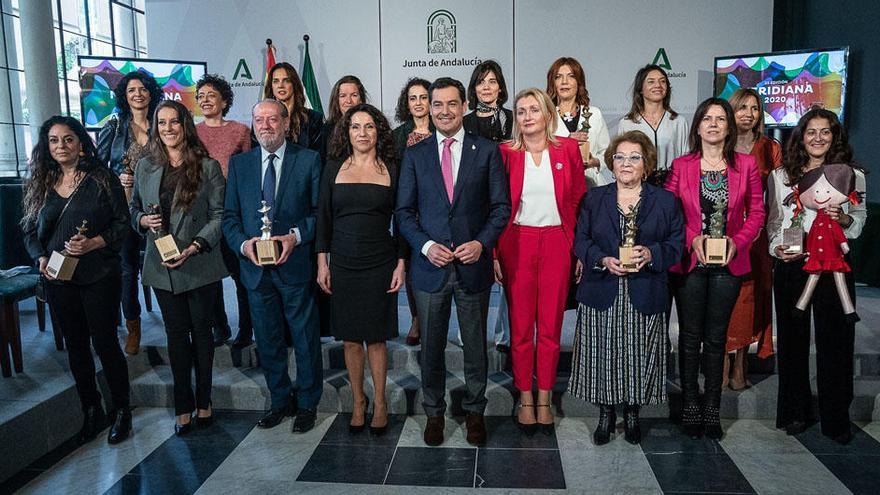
[703,405,723,440]
[175,414,193,436]
[682,402,703,439]
[194,402,214,429]
[623,405,641,444]
[349,397,369,435]
[536,404,555,436]
[514,402,537,436]
[594,404,616,445]
[369,400,388,437]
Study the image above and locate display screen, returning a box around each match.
[78,56,207,130]
[714,47,849,128]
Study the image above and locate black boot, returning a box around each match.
[703,404,723,440]
[77,404,106,444]
[623,404,641,444]
[108,407,132,444]
[682,401,702,438]
[594,404,616,445]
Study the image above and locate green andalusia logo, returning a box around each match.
[233,58,253,80]
[427,10,456,54]
[653,48,671,70]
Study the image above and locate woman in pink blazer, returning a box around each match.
[664,97,765,440]
[494,88,586,435]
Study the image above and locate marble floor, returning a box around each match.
[4,407,880,494]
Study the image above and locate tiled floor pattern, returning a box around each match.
[5,408,880,494]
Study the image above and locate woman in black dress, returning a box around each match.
[22,116,133,445]
[317,103,406,436]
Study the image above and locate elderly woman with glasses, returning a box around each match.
[568,130,683,445]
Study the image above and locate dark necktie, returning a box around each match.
[262,153,277,219]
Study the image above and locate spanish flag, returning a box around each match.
[264,38,276,88]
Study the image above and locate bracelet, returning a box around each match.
[842,214,853,228]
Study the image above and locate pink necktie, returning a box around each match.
[441,137,455,202]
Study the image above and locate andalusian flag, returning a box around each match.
[301,35,323,115]
[264,38,276,88]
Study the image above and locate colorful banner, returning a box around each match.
[78,56,207,130]
[715,49,848,127]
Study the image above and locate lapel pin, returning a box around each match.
[555,162,563,170]
[471,144,476,150]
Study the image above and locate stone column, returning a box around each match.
[19,0,62,142]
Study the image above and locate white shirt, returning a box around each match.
[240,141,301,255]
[421,126,467,257]
[617,111,689,172]
[515,150,561,226]
[554,105,611,187]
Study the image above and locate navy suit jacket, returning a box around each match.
[396,132,511,293]
[222,142,321,290]
[574,183,684,315]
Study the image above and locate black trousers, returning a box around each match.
[119,228,142,321]
[154,282,219,415]
[216,239,252,335]
[775,259,855,437]
[674,267,742,409]
[44,270,130,411]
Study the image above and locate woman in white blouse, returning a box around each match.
[617,64,689,186]
[545,57,611,188]
[495,88,586,435]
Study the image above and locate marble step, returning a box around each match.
[128,363,880,420]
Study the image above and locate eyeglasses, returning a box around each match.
[612,154,644,165]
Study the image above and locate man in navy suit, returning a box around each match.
[223,99,322,433]
[396,77,511,446]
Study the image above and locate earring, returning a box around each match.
[79,150,85,157]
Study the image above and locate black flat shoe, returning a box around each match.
[107,407,132,445]
[292,409,317,433]
[175,420,193,436]
[624,405,641,444]
[349,397,369,435]
[784,420,808,436]
[594,404,616,445]
[537,404,555,436]
[78,404,106,444]
[514,403,537,437]
[831,429,853,445]
[257,408,289,429]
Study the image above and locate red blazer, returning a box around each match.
[664,152,766,276]
[497,137,587,254]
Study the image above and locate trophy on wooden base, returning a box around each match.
[619,205,639,272]
[122,157,135,203]
[147,203,181,262]
[255,201,279,266]
[783,211,805,254]
[46,220,88,281]
[705,199,729,265]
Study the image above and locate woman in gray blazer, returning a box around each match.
[131,100,227,435]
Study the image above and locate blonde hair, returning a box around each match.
[508,88,559,151]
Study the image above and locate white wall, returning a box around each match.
[146,0,773,127]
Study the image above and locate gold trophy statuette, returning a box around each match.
[705,199,729,265]
[255,200,279,265]
[46,220,88,281]
[122,157,135,203]
[148,203,181,262]
[783,210,805,254]
[618,205,639,273]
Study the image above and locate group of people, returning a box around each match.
[20,56,865,450]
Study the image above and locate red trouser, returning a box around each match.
[499,225,571,391]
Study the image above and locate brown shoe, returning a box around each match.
[465,412,487,446]
[124,319,141,355]
[423,415,445,446]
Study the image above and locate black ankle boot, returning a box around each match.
[108,407,132,444]
[594,404,616,445]
[78,404,106,444]
[682,402,702,438]
[703,405,723,440]
[623,405,641,444]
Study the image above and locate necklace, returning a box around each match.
[558,105,579,123]
[701,155,726,170]
[61,171,81,190]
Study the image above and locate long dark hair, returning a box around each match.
[688,97,738,169]
[148,100,209,211]
[624,64,679,122]
[327,75,369,123]
[328,103,398,168]
[782,107,855,186]
[394,77,431,124]
[113,71,163,119]
[263,62,309,141]
[22,116,108,226]
[545,57,591,109]
[467,60,508,110]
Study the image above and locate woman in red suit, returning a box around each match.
[494,88,586,435]
[664,97,765,440]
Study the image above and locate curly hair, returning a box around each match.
[467,60,508,111]
[263,62,309,141]
[147,100,210,212]
[394,77,431,124]
[604,130,658,178]
[545,57,591,109]
[327,103,399,169]
[113,70,163,119]
[196,73,235,117]
[624,64,679,122]
[782,107,856,186]
[22,116,108,227]
[327,75,369,123]
[687,97,739,170]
